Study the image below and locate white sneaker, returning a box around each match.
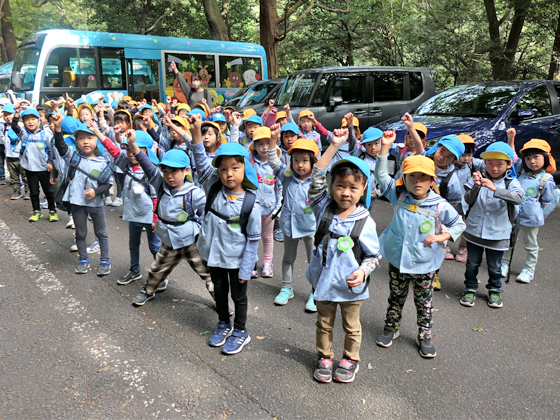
[66,215,75,229]
[87,240,100,254]
[110,197,123,207]
[70,239,78,252]
[501,263,508,278]
[104,196,113,206]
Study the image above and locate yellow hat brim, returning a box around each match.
[480,151,511,161]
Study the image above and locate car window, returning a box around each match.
[312,75,330,106]
[517,85,553,119]
[553,84,560,108]
[279,73,318,107]
[373,72,404,102]
[239,82,278,107]
[332,73,366,104]
[410,72,423,100]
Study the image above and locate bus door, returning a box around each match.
[124,48,161,103]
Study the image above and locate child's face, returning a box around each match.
[202,128,219,153]
[253,138,269,160]
[75,132,97,157]
[114,119,130,132]
[291,150,312,179]
[245,122,260,139]
[3,112,13,124]
[23,116,40,132]
[404,172,434,200]
[433,146,456,169]
[277,117,287,126]
[282,131,298,150]
[458,153,473,166]
[170,127,183,142]
[332,174,365,212]
[299,116,313,133]
[142,109,153,119]
[485,159,511,179]
[78,108,94,123]
[524,153,545,172]
[126,145,146,165]
[178,109,188,117]
[217,121,227,133]
[364,140,380,159]
[404,131,425,153]
[218,156,245,192]
[162,165,188,190]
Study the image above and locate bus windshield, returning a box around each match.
[13,47,40,91]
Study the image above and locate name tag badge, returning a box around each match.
[420,220,433,234]
[36,142,45,150]
[90,168,101,178]
[303,206,313,215]
[176,211,188,222]
[229,215,240,229]
[337,236,354,252]
[132,184,145,195]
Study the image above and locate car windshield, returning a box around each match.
[13,47,41,91]
[278,73,318,107]
[415,84,520,117]
[229,85,251,101]
[238,82,278,107]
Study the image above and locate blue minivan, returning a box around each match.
[376,81,560,178]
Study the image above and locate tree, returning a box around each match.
[1,0,17,61]
[201,0,230,40]
[549,11,560,79]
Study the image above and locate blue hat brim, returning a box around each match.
[361,127,383,144]
[281,122,299,135]
[211,143,257,190]
[330,156,371,208]
[426,136,465,161]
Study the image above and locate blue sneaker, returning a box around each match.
[273,228,284,242]
[40,197,48,209]
[209,321,233,347]
[274,288,294,305]
[222,328,251,355]
[75,260,90,274]
[97,261,111,277]
[305,292,317,312]
[87,240,100,254]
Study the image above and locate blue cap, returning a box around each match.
[361,127,383,144]
[123,131,159,165]
[159,149,190,169]
[245,115,263,126]
[212,113,226,123]
[138,104,159,122]
[212,143,258,190]
[330,156,372,208]
[481,141,517,178]
[110,100,119,108]
[426,135,465,161]
[72,122,95,138]
[281,122,299,135]
[2,104,15,114]
[21,109,40,119]
[188,109,207,120]
[61,116,81,135]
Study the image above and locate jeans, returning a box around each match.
[129,221,160,273]
[502,225,539,273]
[26,170,55,211]
[71,204,110,262]
[464,241,503,292]
[209,266,248,331]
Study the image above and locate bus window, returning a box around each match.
[164,52,215,94]
[132,59,160,102]
[42,47,96,89]
[218,56,262,89]
[99,48,125,90]
[13,47,40,90]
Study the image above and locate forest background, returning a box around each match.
[0,0,559,91]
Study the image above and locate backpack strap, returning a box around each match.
[398,145,408,166]
[395,190,441,219]
[438,168,455,199]
[66,151,82,180]
[205,181,255,235]
[156,184,197,226]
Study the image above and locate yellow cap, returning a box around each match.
[114,109,132,121]
[457,134,475,144]
[77,103,95,115]
[298,109,314,120]
[276,111,287,121]
[171,116,190,129]
[395,155,436,187]
[201,121,226,143]
[133,113,155,129]
[252,126,271,142]
[341,117,360,127]
[193,103,208,118]
[520,138,550,154]
[287,138,320,158]
[123,96,132,102]
[242,108,257,121]
[176,103,191,113]
[413,122,428,136]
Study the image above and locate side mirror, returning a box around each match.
[329,96,343,107]
[11,71,21,90]
[514,108,534,120]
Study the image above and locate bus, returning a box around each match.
[10,30,268,106]
[0,61,13,95]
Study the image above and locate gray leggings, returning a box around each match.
[282,234,314,289]
[71,204,110,262]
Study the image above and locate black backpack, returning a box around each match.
[155,183,200,226]
[205,181,256,236]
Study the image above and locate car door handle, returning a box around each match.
[353,109,367,116]
[370,107,382,116]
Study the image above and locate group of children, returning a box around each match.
[2,89,558,383]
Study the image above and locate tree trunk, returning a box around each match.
[1,0,17,61]
[202,0,230,41]
[548,11,560,80]
[502,0,531,79]
[260,0,279,79]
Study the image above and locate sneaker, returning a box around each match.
[251,268,258,279]
[208,321,233,347]
[49,211,58,222]
[274,288,294,305]
[0,178,5,185]
[460,289,476,307]
[66,216,75,229]
[516,268,533,283]
[118,269,142,285]
[132,288,154,306]
[488,289,503,308]
[417,338,437,358]
[87,240,100,254]
[10,193,20,200]
[501,263,509,278]
[206,280,216,301]
[23,193,30,200]
[455,248,467,262]
[222,329,251,354]
[261,263,273,278]
[305,293,317,312]
[69,239,78,252]
[433,273,441,291]
[29,210,43,222]
[156,278,169,292]
[376,328,400,347]
[444,246,454,260]
[110,197,123,207]
[313,356,334,383]
[40,198,48,209]
[75,260,90,274]
[334,357,359,383]
[273,228,284,242]
[97,262,111,276]
[104,196,113,206]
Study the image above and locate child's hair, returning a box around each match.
[36,104,51,113]
[116,101,130,111]
[114,112,131,125]
[464,143,475,154]
[330,161,367,186]
[133,118,145,130]
[521,148,549,173]
[201,124,219,139]
[289,149,316,171]
[191,73,202,82]
[214,155,244,167]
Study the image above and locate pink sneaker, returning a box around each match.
[455,248,467,262]
[262,263,273,278]
[444,246,454,260]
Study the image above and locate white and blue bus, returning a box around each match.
[11,30,268,106]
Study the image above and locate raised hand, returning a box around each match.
[331,128,349,147]
[401,112,414,128]
[232,112,242,127]
[170,62,178,74]
[381,130,397,146]
[344,113,354,127]
[472,171,482,186]
[270,123,281,140]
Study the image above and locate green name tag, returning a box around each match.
[337,236,354,252]
[420,220,433,233]
[90,168,100,178]
[176,211,188,222]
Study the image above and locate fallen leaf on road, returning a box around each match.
[434,309,440,312]
[256,336,266,340]
[181,299,185,302]
[406,369,413,373]
[41,242,46,244]
[284,349,290,352]
[362,399,365,404]
[152,321,156,324]
[472,327,483,332]
[253,306,258,310]
[445,294,450,299]
[172,299,180,302]
[97,365,111,372]
[199,331,210,335]
[0,285,5,288]
[368,363,373,370]
[148,327,155,330]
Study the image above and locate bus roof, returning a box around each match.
[0,61,13,76]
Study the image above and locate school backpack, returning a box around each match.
[313,201,370,295]
[155,183,200,226]
[438,168,455,200]
[394,189,447,238]
[532,172,560,218]
[204,180,256,236]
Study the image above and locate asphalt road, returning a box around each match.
[1,187,559,419]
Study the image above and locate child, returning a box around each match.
[191,114,261,355]
[321,114,360,168]
[353,126,383,207]
[453,134,485,262]
[267,131,319,312]
[11,106,58,222]
[389,113,427,177]
[52,115,112,276]
[248,126,282,278]
[278,123,299,166]
[502,135,557,283]
[298,110,325,150]
[307,128,380,383]
[374,130,465,358]
[96,127,162,286]
[2,104,29,199]
[123,130,213,306]
[239,114,263,151]
[460,142,524,308]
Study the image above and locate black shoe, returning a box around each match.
[313,356,333,383]
[132,288,154,306]
[376,328,400,347]
[117,269,142,285]
[334,357,359,383]
[418,338,437,358]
